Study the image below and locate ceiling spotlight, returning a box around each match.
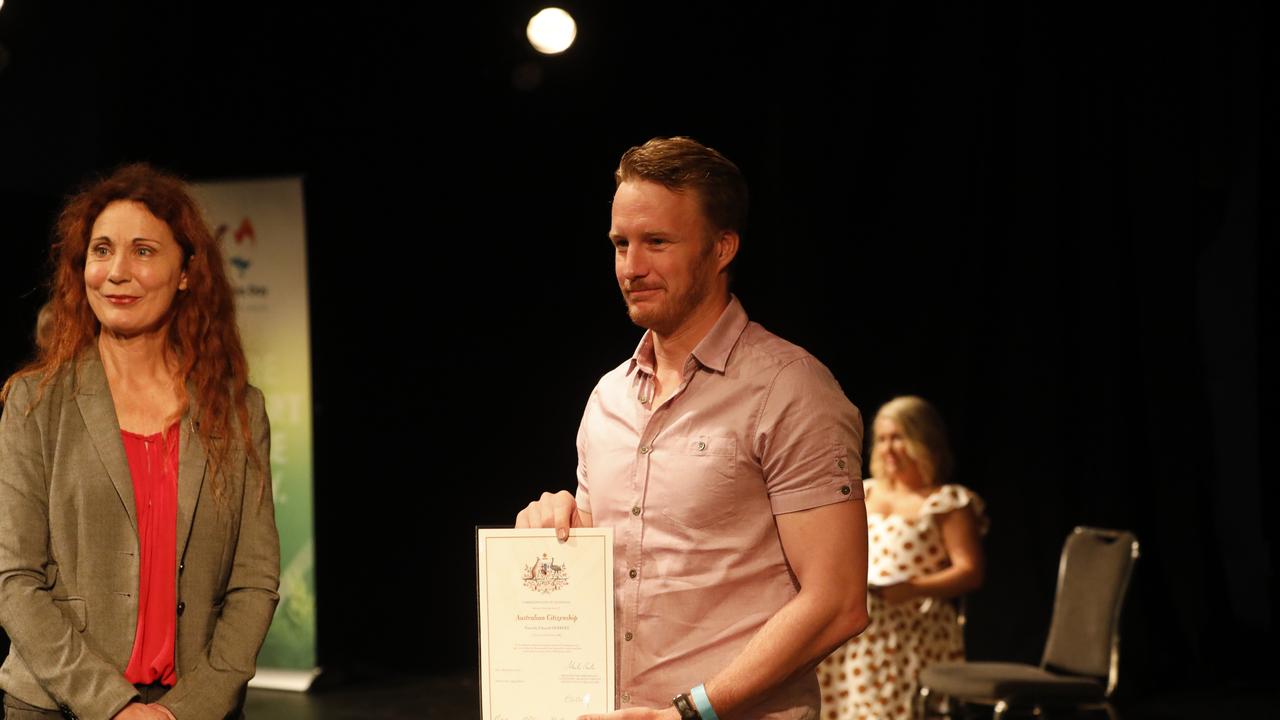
[526,7,577,55]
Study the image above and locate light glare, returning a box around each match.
[526,8,576,55]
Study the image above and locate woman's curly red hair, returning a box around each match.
[2,163,257,502]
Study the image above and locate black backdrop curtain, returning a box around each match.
[0,0,1264,702]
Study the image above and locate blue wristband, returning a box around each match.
[690,684,720,720]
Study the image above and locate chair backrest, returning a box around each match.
[1039,526,1140,695]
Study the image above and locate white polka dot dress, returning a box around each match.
[817,481,988,720]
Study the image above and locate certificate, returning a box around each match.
[477,528,615,720]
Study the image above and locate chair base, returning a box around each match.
[916,688,1120,720]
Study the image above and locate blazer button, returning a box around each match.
[177,601,186,616]
[60,705,79,720]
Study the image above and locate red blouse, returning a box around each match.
[120,421,180,686]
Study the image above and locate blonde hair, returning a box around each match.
[869,395,954,486]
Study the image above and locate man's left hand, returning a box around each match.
[579,707,680,720]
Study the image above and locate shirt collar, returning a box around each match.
[626,295,749,377]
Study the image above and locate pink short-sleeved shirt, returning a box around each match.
[575,297,864,718]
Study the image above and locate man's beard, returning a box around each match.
[622,248,717,336]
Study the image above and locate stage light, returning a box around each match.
[526,7,576,55]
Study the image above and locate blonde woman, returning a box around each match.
[817,396,987,720]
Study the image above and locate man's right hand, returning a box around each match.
[514,490,590,541]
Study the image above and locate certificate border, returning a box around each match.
[477,528,615,719]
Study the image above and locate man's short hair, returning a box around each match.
[615,136,749,235]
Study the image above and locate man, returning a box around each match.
[517,137,868,720]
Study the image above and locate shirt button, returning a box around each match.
[629,568,638,579]
[625,631,633,641]
[176,601,185,616]
[621,692,631,703]
[838,459,846,469]
[631,506,641,516]
[695,440,706,451]
[841,485,851,495]
[639,446,651,454]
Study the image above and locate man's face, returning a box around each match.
[609,180,724,336]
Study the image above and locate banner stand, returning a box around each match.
[249,667,324,692]
[193,177,320,691]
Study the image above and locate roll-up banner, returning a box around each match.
[192,178,319,691]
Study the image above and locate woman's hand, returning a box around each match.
[111,703,174,720]
[871,581,918,604]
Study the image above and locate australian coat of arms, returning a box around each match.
[523,552,569,594]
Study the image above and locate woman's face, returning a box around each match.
[873,416,920,484]
[85,200,188,338]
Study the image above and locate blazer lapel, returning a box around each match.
[74,354,138,534]
[176,398,209,556]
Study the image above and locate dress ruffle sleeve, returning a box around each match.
[919,484,990,535]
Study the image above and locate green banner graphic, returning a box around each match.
[193,179,317,679]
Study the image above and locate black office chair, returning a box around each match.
[916,526,1140,719]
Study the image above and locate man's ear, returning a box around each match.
[715,230,740,272]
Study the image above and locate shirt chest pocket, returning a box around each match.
[656,435,738,529]
[682,435,736,476]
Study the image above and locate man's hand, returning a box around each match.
[149,703,177,720]
[579,707,680,720]
[515,490,591,540]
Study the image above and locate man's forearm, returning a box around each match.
[694,498,870,720]
[698,584,868,719]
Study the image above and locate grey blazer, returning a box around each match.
[0,351,280,720]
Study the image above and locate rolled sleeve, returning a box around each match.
[757,357,864,515]
[573,387,599,516]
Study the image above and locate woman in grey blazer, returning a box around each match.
[0,164,280,720]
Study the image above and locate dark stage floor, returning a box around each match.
[242,672,1276,720]
[0,675,1272,719]
[245,671,480,719]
